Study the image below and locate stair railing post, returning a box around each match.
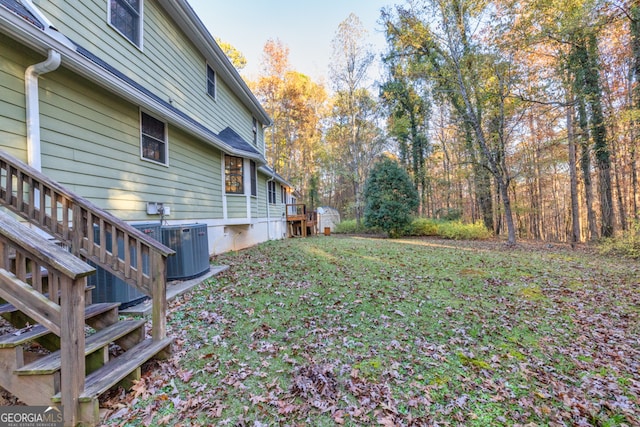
[151,254,167,341]
[59,275,86,426]
[71,205,83,258]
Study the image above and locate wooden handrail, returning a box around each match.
[0,150,173,340]
[0,210,93,425]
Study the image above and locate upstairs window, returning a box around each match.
[280,185,287,204]
[252,117,258,144]
[268,181,277,204]
[141,112,167,165]
[109,0,142,47]
[207,65,216,99]
[225,155,244,194]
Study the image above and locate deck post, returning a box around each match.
[59,275,86,426]
[151,256,167,341]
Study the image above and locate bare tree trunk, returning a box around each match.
[610,134,627,231]
[467,173,476,222]
[632,144,639,219]
[535,144,545,239]
[576,94,599,239]
[529,179,539,239]
[551,164,563,240]
[442,134,452,211]
[497,175,516,244]
[568,101,581,246]
[466,126,494,232]
[476,164,494,233]
[353,178,362,227]
[454,67,516,243]
[631,2,640,220]
[494,175,503,236]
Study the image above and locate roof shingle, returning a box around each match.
[0,0,44,29]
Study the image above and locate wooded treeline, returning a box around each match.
[243,0,639,244]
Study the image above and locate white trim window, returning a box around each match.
[225,155,244,194]
[109,0,143,48]
[268,181,277,204]
[207,64,216,99]
[140,111,167,165]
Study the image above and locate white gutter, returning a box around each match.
[25,49,60,171]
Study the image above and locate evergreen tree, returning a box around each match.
[363,156,419,237]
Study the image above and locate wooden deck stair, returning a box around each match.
[1,299,171,422]
[0,150,175,426]
[286,203,318,237]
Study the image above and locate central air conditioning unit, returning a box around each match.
[89,222,161,308]
[161,223,209,281]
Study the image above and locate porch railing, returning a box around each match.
[0,150,174,340]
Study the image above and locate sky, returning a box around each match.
[186,0,395,86]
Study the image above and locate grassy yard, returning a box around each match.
[102,236,639,426]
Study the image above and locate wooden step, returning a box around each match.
[15,319,146,376]
[83,302,120,330]
[0,324,49,349]
[82,302,120,319]
[0,302,121,350]
[52,337,172,403]
[80,338,172,401]
[0,302,19,315]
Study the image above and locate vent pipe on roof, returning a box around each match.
[25,49,61,171]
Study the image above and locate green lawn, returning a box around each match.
[103,236,639,426]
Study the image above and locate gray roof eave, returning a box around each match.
[258,165,292,187]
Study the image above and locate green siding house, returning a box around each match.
[0,0,291,254]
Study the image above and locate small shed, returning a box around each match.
[317,207,341,233]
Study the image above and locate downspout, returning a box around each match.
[25,49,61,171]
[266,174,275,240]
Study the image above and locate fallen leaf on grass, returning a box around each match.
[131,379,149,399]
[207,401,227,418]
[178,369,194,383]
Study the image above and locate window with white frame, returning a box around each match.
[280,185,287,204]
[225,155,244,194]
[141,112,167,164]
[268,181,277,204]
[109,0,142,47]
[207,64,216,99]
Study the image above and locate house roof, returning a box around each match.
[0,0,42,29]
[258,165,291,187]
[0,0,271,163]
[217,127,261,157]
